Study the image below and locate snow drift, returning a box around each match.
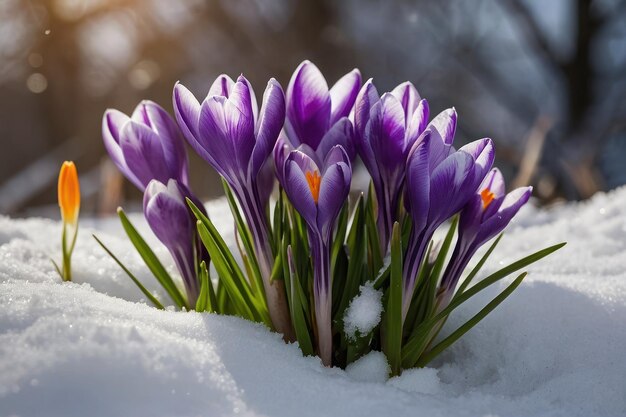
[1,189,626,417]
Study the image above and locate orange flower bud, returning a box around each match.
[58,161,80,224]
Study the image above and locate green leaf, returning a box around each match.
[455,234,503,297]
[402,241,566,366]
[221,179,265,299]
[429,217,458,286]
[195,261,214,312]
[335,196,367,319]
[365,184,383,275]
[416,272,527,367]
[51,259,63,280]
[117,208,187,309]
[384,222,403,376]
[286,245,314,356]
[93,234,165,310]
[331,199,350,273]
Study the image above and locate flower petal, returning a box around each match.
[316,117,355,161]
[286,60,331,149]
[461,138,495,189]
[317,161,351,239]
[476,186,532,245]
[284,155,318,229]
[102,109,143,189]
[330,68,361,125]
[208,74,235,98]
[368,93,406,171]
[132,100,189,185]
[251,78,285,177]
[353,78,379,141]
[405,99,430,151]
[405,132,432,232]
[428,151,475,225]
[429,108,457,146]
[173,82,203,157]
[197,96,237,179]
[119,120,170,189]
[480,168,506,198]
[390,81,421,120]
[224,78,256,167]
[273,134,293,187]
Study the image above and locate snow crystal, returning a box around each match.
[343,284,383,339]
[1,189,626,416]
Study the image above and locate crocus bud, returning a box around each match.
[102,101,189,191]
[144,179,198,306]
[58,161,80,225]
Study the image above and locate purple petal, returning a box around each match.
[405,99,430,150]
[287,149,320,174]
[173,82,203,154]
[197,96,238,179]
[428,151,475,225]
[316,117,355,161]
[317,161,351,240]
[461,138,495,188]
[119,121,170,189]
[353,79,380,142]
[256,158,276,209]
[132,100,189,186]
[476,186,532,245]
[480,168,506,198]
[368,93,406,171]
[208,74,235,98]
[237,74,259,126]
[224,79,256,166]
[251,78,285,177]
[405,133,432,232]
[273,135,293,187]
[102,109,143,189]
[429,108,457,146]
[286,60,331,149]
[329,68,362,125]
[390,81,421,119]
[284,154,318,229]
[143,180,193,248]
[323,145,350,171]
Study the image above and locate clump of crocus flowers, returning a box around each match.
[54,161,80,282]
[93,60,564,374]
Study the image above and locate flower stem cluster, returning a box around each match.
[93,60,563,373]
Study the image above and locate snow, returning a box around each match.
[2,188,626,417]
[343,283,383,339]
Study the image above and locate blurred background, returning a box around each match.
[1,0,625,217]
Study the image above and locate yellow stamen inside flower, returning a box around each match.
[480,188,495,209]
[58,161,80,224]
[305,170,321,204]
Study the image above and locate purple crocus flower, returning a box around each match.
[283,60,361,161]
[403,121,495,319]
[173,74,294,339]
[144,179,199,306]
[102,100,189,191]
[438,169,532,306]
[279,145,352,366]
[354,80,430,252]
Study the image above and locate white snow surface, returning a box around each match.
[2,190,626,417]
[343,283,383,339]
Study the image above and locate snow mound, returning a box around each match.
[343,283,383,339]
[2,189,626,417]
